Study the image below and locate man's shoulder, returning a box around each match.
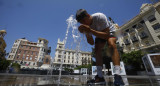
[92,13,106,17]
[92,12,107,20]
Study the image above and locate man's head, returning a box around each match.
[76,9,92,25]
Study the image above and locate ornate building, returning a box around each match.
[7,38,51,69]
[117,2,160,53]
[53,38,92,70]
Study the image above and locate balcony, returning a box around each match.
[136,27,144,31]
[140,34,148,39]
[123,33,128,37]
[125,41,130,45]
[132,38,138,43]
[129,29,135,34]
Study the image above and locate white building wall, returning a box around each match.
[53,38,92,69]
[118,3,160,53]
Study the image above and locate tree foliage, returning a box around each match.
[64,68,73,73]
[0,58,11,71]
[74,64,92,70]
[122,50,145,71]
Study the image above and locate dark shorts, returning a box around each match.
[95,38,107,44]
[95,36,116,44]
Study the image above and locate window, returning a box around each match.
[22,56,25,59]
[59,46,62,48]
[17,56,19,59]
[30,57,32,60]
[152,23,160,30]
[42,58,43,61]
[148,15,156,23]
[140,20,144,24]
[58,55,61,58]
[125,39,130,45]
[58,59,61,62]
[46,58,49,63]
[8,55,11,58]
[123,33,127,36]
[137,23,143,28]
[158,35,160,40]
[125,29,129,32]
[132,25,137,28]
[36,52,38,55]
[145,41,150,46]
[140,31,148,39]
[26,57,28,60]
[31,52,33,55]
[135,44,140,49]
[19,50,21,53]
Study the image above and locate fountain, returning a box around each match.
[1,15,160,86]
[57,15,84,85]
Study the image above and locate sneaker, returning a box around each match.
[87,75,106,85]
[114,74,124,86]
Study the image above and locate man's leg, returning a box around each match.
[108,38,124,85]
[87,41,106,84]
[95,42,106,78]
[108,38,120,73]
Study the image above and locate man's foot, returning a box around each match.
[114,74,124,86]
[87,75,106,85]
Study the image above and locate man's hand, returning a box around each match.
[86,33,94,45]
[78,24,91,33]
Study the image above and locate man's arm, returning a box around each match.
[90,27,110,40]
[78,24,110,40]
[85,33,94,45]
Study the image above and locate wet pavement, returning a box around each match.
[0,73,160,86]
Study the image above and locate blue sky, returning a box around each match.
[0,0,155,58]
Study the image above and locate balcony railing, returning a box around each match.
[140,34,148,39]
[123,33,128,37]
[132,38,138,43]
[125,42,130,45]
[129,29,135,34]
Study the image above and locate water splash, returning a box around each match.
[58,15,84,85]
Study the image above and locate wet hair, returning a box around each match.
[76,9,88,22]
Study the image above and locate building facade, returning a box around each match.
[53,38,92,70]
[117,2,160,53]
[7,38,51,69]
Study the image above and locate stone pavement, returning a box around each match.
[0,73,160,86]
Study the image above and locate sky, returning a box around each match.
[0,0,155,58]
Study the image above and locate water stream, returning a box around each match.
[58,15,84,85]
